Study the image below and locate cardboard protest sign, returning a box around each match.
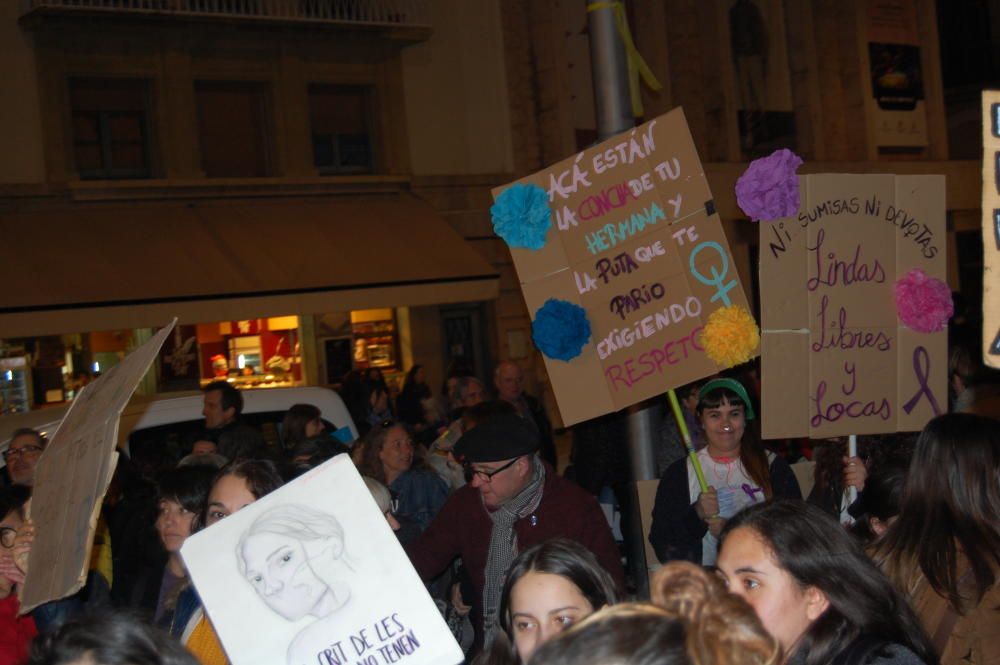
[20,320,176,612]
[982,91,1000,370]
[759,175,947,438]
[181,455,463,665]
[493,108,753,426]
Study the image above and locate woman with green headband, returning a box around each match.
[648,377,801,566]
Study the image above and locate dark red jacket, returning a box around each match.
[406,465,625,646]
[0,594,37,665]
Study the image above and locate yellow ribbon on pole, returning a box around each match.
[586,1,663,118]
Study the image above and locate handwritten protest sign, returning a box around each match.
[20,320,176,613]
[181,455,462,665]
[493,108,753,426]
[982,92,1000,370]
[759,175,946,438]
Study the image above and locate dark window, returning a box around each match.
[308,85,374,174]
[70,78,152,179]
[937,0,1000,159]
[195,81,273,177]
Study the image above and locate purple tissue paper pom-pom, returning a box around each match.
[735,148,804,222]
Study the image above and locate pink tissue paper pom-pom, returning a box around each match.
[894,269,953,333]
[735,148,804,222]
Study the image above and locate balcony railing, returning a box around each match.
[20,0,431,30]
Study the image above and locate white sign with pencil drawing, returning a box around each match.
[181,455,462,665]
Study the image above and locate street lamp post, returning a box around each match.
[586,1,662,599]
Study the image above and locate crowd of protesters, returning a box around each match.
[0,349,995,665]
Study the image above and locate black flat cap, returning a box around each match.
[453,413,540,463]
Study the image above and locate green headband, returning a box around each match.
[698,378,756,420]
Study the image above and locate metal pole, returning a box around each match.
[625,402,660,482]
[587,3,633,140]
[586,1,661,599]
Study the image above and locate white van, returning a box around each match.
[0,386,358,465]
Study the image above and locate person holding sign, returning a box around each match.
[648,378,800,566]
[174,460,285,665]
[0,486,37,665]
[806,437,869,523]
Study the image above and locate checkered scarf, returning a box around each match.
[481,455,545,637]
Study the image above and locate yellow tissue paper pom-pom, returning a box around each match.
[700,305,760,368]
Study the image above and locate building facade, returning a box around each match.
[0,0,994,429]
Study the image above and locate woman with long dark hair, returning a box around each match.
[849,459,907,544]
[716,499,936,665]
[28,612,198,665]
[475,538,619,665]
[648,377,800,565]
[357,421,448,533]
[280,404,324,451]
[152,466,215,628]
[871,413,1000,665]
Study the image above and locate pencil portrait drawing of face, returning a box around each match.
[237,504,352,622]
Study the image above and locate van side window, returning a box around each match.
[127,411,342,463]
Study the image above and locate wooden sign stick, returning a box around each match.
[844,435,858,518]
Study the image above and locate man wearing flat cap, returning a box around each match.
[405,413,624,653]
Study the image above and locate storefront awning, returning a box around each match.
[0,194,500,337]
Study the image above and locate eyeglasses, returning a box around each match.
[2,445,43,462]
[0,527,17,549]
[463,456,520,483]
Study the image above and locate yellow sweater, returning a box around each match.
[89,516,113,588]
[185,615,229,665]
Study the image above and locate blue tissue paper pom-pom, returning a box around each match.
[532,299,591,362]
[490,183,552,250]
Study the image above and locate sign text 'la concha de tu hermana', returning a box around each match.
[492,108,752,427]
